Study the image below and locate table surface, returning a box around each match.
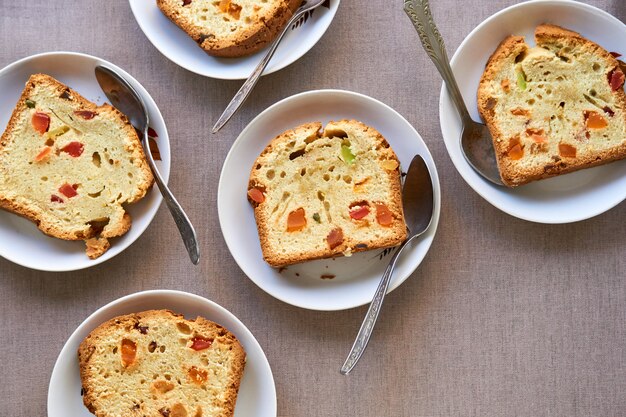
[1,1,625,416]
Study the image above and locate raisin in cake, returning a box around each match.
[78,310,246,417]
[0,74,153,258]
[247,120,407,268]
[157,0,301,57]
[477,24,626,187]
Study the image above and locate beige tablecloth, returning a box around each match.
[0,1,624,416]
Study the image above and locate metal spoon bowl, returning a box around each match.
[403,0,503,186]
[341,154,435,375]
[95,66,200,264]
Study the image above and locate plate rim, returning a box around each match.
[46,289,277,417]
[217,88,441,311]
[128,0,341,80]
[438,0,626,224]
[0,51,169,271]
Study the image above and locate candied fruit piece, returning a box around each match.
[61,141,84,157]
[326,228,343,249]
[381,159,399,170]
[287,208,306,232]
[190,337,212,351]
[188,366,209,384]
[74,110,97,120]
[121,338,137,367]
[375,203,393,226]
[34,146,52,162]
[59,183,78,198]
[608,68,625,91]
[248,188,265,204]
[559,143,576,158]
[32,112,50,134]
[584,111,608,129]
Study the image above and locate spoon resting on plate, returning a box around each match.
[95,66,200,265]
[341,154,435,375]
[403,0,503,186]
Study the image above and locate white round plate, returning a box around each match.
[439,0,626,223]
[0,52,170,271]
[48,290,276,417]
[218,90,441,311]
[129,0,340,80]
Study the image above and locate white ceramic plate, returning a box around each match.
[0,52,169,271]
[439,0,626,223]
[48,290,276,417]
[129,0,340,80]
[218,90,440,311]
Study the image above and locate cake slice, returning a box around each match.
[0,74,153,258]
[247,120,407,268]
[78,310,246,417]
[477,24,626,186]
[157,0,301,57]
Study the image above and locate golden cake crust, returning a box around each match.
[157,0,301,57]
[78,309,246,417]
[248,120,407,268]
[0,74,153,258]
[477,24,626,186]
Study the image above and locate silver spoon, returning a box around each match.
[95,66,200,265]
[212,0,327,133]
[403,0,503,186]
[341,154,435,375]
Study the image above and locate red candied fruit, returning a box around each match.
[326,228,344,250]
[61,141,84,157]
[247,188,265,204]
[349,203,370,220]
[32,112,50,134]
[50,195,64,203]
[608,68,625,91]
[190,337,213,351]
[74,110,97,120]
[59,183,78,198]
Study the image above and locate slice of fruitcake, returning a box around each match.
[157,0,301,57]
[477,24,626,187]
[247,120,407,268]
[78,310,246,417]
[0,74,153,258]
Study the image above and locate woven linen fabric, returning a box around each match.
[0,1,624,416]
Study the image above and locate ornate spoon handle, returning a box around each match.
[340,242,407,375]
[142,128,200,265]
[403,0,472,122]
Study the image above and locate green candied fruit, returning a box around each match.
[340,145,355,165]
[25,99,36,108]
[312,213,321,223]
[516,71,527,90]
[46,125,70,139]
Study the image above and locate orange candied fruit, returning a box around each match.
[584,111,608,129]
[32,111,50,134]
[121,338,137,367]
[558,143,577,158]
[247,187,265,204]
[287,208,306,232]
[375,203,393,227]
[188,366,208,384]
